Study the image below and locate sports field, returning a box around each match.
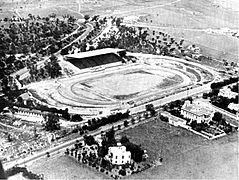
[72,68,183,100]
[27,58,200,115]
[26,54,213,117]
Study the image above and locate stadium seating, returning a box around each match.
[67,53,122,69]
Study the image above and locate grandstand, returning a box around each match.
[65,48,126,69]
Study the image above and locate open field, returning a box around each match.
[27,119,238,179]
[0,0,83,18]
[27,155,109,180]
[120,120,238,179]
[81,0,238,61]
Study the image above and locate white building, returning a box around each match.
[228,103,239,112]
[169,116,187,127]
[12,106,48,123]
[181,100,214,124]
[105,143,131,165]
[218,86,238,99]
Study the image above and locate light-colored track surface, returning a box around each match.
[27,54,216,117]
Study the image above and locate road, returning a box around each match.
[3,112,148,170]
[211,105,238,120]
[59,23,94,52]
[130,83,211,114]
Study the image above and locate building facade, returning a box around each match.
[105,143,131,165]
[181,100,214,124]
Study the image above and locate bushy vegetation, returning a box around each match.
[84,111,130,131]
[210,77,238,90]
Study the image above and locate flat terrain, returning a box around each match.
[27,119,238,179]
[74,69,182,99]
[120,119,239,179]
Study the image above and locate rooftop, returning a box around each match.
[181,100,213,116]
[65,48,126,60]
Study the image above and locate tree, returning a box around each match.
[71,114,83,122]
[83,135,97,146]
[44,113,61,131]
[84,14,90,21]
[202,93,208,99]
[212,112,222,123]
[124,120,129,127]
[17,96,23,105]
[146,104,156,115]
[120,136,129,144]
[116,18,122,27]
[105,126,116,143]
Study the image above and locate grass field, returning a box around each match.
[27,119,238,179]
[28,154,109,180]
[119,119,238,179]
[81,69,181,99]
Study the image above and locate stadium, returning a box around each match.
[27,48,215,118]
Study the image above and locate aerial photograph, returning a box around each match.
[0,0,238,179]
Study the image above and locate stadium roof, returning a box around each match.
[65,48,126,60]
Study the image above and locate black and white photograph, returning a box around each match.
[0,0,238,179]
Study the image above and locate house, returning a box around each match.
[105,143,131,165]
[181,100,214,124]
[218,86,238,99]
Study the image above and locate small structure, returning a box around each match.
[181,100,214,123]
[12,106,48,123]
[18,92,32,105]
[228,103,239,112]
[161,112,187,127]
[218,86,238,99]
[169,116,187,127]
[105,143,131,165]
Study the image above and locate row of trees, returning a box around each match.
[210,77,238,90]
[84,111,130,131]
[203,78,238,114]
[43,110,130,132]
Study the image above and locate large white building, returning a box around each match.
[181,100,214,124]
[105,143,131,165]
